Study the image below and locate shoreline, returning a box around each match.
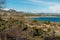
[24,16,60,22]
[24,16,60,19]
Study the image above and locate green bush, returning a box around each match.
[0,26,7,31]
[32,20,38,23]
[44,21,50,24]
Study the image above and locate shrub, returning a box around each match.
[32,20,38,23]
[44,21,50,24]
[0,26,7,31]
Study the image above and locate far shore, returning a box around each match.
[24,16,60,19]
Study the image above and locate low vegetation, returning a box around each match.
[0,10,60,40]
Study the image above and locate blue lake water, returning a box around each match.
[31,17,60,22]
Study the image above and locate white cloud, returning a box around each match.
[29,0,60,13]
[40,5,60,13]
[2,8,10,11]
[29,0,60,6]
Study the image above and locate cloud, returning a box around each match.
[29,0,60,13]
[29,0,60,6]
[40,5,60,13]
[3,8,10,10]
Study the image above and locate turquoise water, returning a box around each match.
[31,17,60,22]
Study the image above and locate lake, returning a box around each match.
[31,17,60,22]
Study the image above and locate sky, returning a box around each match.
[5,0,60,13]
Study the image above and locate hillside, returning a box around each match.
[0,10,60,40]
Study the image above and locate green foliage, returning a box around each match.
[0,26,7,31]
[20,21,23,24]
[0,17,3,21]
[32,27,43,37]
[22,25,28,31]
[43,21,50,24]
[38,28,44,35]
[44,37,60,40]
[47,28,51,32]
[32,20,38,23]
[19,24,28,31]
